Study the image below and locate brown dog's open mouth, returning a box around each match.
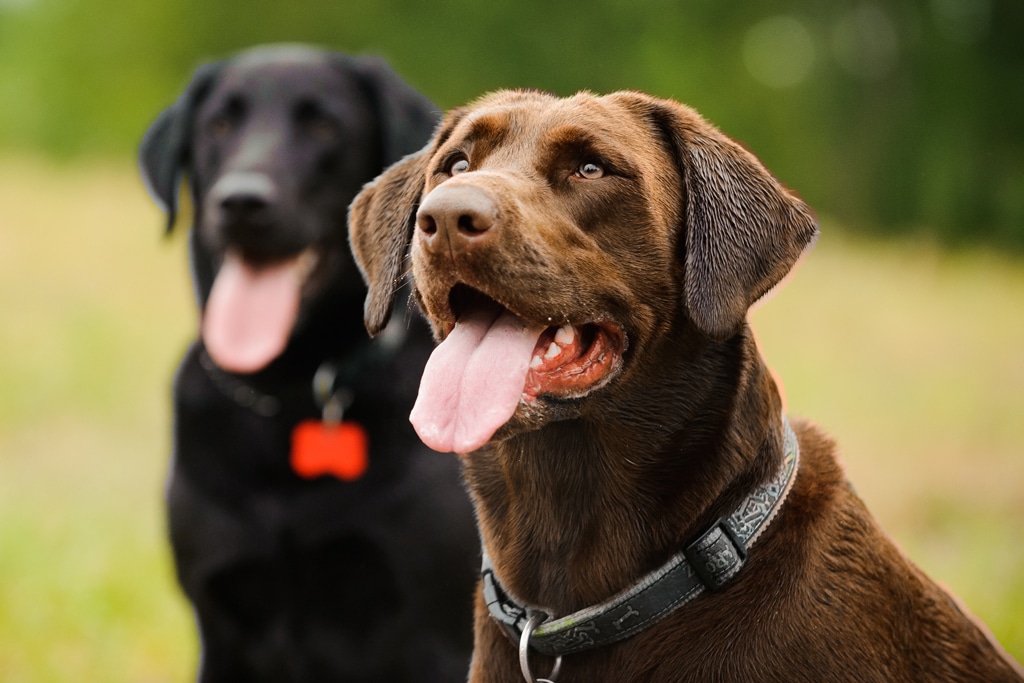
[525,320,622,400]
[411,287,624,454]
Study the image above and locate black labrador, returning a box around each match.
[139,45,478,682]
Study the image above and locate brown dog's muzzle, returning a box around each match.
[416,184,501,258]
[406,177,628,455]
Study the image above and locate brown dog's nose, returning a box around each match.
[416,184,499,254]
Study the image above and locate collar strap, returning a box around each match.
[482,417,800,659]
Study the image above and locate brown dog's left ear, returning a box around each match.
[632,95,819,340]
[348,148,431,336]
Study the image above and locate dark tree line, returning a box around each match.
[1,0,1020,246]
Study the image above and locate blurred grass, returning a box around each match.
[0,156,1021,680]
[0,157,197,682]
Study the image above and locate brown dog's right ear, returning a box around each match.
[348,148,431,336]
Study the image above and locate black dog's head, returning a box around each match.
[140,45,438,374]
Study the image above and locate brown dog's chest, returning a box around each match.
[470,431,1021,682]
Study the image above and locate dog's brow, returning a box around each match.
[539,124,637,176]
[542,124,596,147]
[432,107,468,150]
[463,113,511,148]
[541,125,609,157]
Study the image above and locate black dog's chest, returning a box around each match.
[203,529,401,641]
[173,346,308,486]
[172,343,411,503]
[169,347,418,662]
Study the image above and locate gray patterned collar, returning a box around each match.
[482,417,800,673]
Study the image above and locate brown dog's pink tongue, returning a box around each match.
[411,307,545,454]
[202,251,302,374]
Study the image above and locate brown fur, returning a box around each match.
[349,90,1023,682]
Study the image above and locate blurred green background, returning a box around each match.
[1,1,1021,680]
[2,0,1023,244]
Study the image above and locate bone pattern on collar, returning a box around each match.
[482,417,800,659]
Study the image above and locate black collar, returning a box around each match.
[482,417,800,668]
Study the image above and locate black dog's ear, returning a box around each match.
[348,148,431,336]
[138,61,224,233]
[347,55,442,166]
[624,93,819,341]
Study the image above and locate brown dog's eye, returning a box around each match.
[576,162,605,179]
[448,156,470,176]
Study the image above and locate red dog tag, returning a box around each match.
[290,420,368,481]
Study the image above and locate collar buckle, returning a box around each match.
[684,518,748,592]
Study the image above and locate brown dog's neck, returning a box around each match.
[464,324,786,616]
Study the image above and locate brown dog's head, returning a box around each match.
[350,90,817,454]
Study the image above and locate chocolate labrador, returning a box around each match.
[139,45,478,682]
[349,89,1023,682]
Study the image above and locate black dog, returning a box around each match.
[139,45,478,682]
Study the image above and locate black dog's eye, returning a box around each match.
[208,96,245,139]
[209,118,233,138]
[295,101,339,142]
[305,118,339,142]
[447,154,470,176]
[575,162,605,180]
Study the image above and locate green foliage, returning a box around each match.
[0,0,1021,245]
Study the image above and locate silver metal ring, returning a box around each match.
[312,362,338,407]
[519,613,562,683]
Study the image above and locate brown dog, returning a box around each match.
[349,90,1023,682]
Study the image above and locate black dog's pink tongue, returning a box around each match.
[411,307,546,454]
[202,251,302,374]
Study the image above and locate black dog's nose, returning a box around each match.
[416,183,499,255]
[221,192,269,218]
[210,172,279,222]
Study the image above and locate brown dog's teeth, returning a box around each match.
[554,324,575,345]
[530,324,576,368]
